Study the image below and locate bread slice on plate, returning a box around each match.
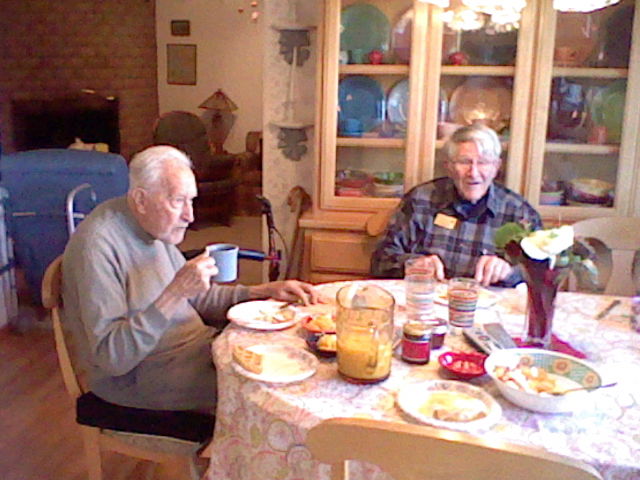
[232,345,264,374]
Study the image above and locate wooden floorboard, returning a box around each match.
[0,324,189,480]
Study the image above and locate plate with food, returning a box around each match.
[434,284,500,309]
[226,300,301,331]
[232,344,319,384]
[396,380,501,432]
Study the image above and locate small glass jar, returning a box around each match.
[429,318,448,349]
[401,322,432,365]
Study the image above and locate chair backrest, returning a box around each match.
[571,217,640,296]
[365,208,394,238]
[153,111,212,172]
[307,417,602,480]
[42,255,85,399]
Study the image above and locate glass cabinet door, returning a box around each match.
[321,0,421,210]
[432,3,534,190]
[527,0,639,220]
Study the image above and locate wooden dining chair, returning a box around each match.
[307,417,602,480]
[41,256,206,480]
[570,216,640,296]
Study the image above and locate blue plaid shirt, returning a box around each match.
[370,177,542,286]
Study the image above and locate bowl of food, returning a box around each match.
[300,307,337,357]
[485,348,603,413]
[438,351,487,380]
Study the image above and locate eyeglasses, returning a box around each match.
[167,195,194,210]
[449,158,498,170]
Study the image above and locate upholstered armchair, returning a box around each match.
[153,111,240,227]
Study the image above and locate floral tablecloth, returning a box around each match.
[206,280,640,480]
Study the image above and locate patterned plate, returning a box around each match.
[396,380,501,432]
[227,300,301,331]
[232,344,319,384]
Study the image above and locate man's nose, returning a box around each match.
[466,162,481,176]
[183,202,194,223]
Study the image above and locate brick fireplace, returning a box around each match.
[11,94,121,152]
[0,0,159,160]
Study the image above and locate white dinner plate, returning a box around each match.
[227,300,300,331]
[396,380,501,432]
[434,284,500,309]
[231,344,319,384]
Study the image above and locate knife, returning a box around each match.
[596,299,621,320]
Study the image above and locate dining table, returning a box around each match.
[204,280,640,480]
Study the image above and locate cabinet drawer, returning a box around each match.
[309,231,375,274]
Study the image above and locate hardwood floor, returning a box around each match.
[0,324,191,480]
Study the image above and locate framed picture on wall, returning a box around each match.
[167,44,197,85]
[171,20,190,36]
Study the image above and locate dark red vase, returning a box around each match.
[520,257,569,349]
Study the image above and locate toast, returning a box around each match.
[232,345,264,374]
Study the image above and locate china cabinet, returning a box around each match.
[300,0,640,282]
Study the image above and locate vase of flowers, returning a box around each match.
[496,223,597,349]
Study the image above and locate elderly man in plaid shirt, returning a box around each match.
[371,124,541,287]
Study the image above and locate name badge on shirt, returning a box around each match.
[434,213,458,230]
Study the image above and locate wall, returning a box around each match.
[156,0,319,281]
[155,0,264,154]
[261,0,319,276]
[0,0,159,159]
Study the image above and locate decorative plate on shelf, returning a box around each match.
[391,8,412,64]
[340,3,390,58]
[387,78,410,129]
[590,80,626,144]
[449,77,512,132]
[553,12,599,67]
[338,76,385,134]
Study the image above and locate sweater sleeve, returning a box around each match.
[63,236,175,377]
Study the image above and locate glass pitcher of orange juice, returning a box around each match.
[336,284,395,384]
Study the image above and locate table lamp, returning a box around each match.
[199,89,238,154]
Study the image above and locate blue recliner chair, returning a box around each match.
[0,148,129,303]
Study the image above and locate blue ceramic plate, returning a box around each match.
[338,76,385,135]
[341,3,390,59]
[387,78,410,129]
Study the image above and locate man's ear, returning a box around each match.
[130,187,148,214]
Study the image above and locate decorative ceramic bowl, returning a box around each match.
[438,351,487,380]
[539,190,564,206]
[301,316,337,357]
[373,171,404,185]
[568,178,613,204]
[484,348,603,413]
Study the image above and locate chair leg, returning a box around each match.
[80,427,103,480]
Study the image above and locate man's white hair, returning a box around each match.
[444,124,502,161]
[128,145,193,192]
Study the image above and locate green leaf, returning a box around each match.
[495,222,529,249]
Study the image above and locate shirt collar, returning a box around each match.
[440,180,499,219]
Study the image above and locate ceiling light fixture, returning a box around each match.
[418,0,451,7]
[462,0,526,15]
[553,0,620,13]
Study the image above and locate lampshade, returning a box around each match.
[553,0,620,12]
[199,89,238,112]
[418,0,451,7]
